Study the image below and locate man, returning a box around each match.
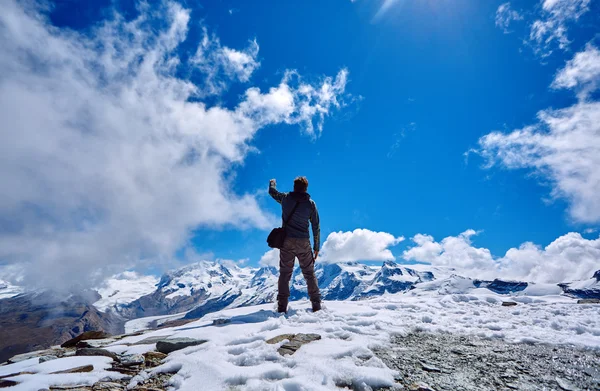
[269,176,321,313]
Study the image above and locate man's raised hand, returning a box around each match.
[270,178,277,187]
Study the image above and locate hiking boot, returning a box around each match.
[311,301,321,313]
[277,302,288,313]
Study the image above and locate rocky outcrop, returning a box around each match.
[374,332,600,391]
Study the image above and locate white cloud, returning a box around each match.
[258,229,403,265]
[191,28,260,95]
[0,1,349,291]
[320,229,404,262]
[259,249,280,267]
[477,102,600,223]
[403,230,494,270]
[403,230,600,283]
[529,0,591,56]
[476,45,600,224]
[495,2,524,33]
[552,44,600,99]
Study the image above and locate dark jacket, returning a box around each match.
[269,184,320,251]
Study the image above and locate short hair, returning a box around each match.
[293,176,309,193]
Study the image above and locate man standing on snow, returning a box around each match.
[269,177,321,313]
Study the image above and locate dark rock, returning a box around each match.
[155,338,207,354]
[106,366,138,376]
[76,341,92,349]
[212,318,231,325]
[0,371,34,380]
[91,383,124,391]
[61,331,111,348]
[0,379,18,388]
[577,298,600,304]
[51,364,94,374]
[75,348,119,362]
[502,301,518,307]
[119,354,144,367]
[143,351,167,367]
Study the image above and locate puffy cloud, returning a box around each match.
[0,1,349,291]
[529,0,591,56]
[403,230,600,283]
[403,230,494,270]
[320,229,404,263]
[476,45,600,224]
[259,249,280,267]
[495,2,524,33]
[552,44,600,99]
[497,232,600,283]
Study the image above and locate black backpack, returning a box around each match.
[266,201,299,249]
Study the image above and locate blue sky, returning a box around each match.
[1,0,599,288]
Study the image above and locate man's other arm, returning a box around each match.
[269,179,286,204]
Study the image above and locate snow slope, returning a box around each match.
[4,290,599,391]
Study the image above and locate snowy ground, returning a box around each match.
[2,288,599,390]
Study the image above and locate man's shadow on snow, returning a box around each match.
[174,308,301,331]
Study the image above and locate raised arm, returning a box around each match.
[269,179,286,204]
[310,200,320,256]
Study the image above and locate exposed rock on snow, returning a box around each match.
[501,301,518,306]
[155,338,207,354]
[51,364,95,374]
[270,333,322,356]
[62,332,111,348]
[75,349,119,362]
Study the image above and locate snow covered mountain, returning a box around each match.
[93,272,159,312]
[100,261,600,322]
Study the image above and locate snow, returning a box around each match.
[0,279,23,300]
[0,356,124,391]
[566,276,599,290]
[93,271,159,312]
[2,288,600,390]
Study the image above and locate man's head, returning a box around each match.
[293,176,309,193]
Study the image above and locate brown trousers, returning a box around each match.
[278,237,321,306]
